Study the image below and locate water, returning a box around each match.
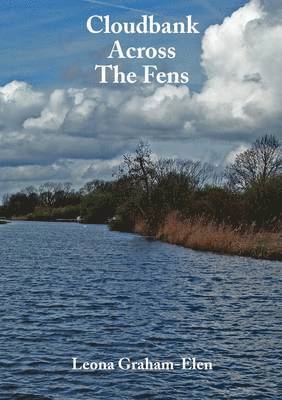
[0,221,281,400]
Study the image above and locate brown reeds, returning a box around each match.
[135,212,282,261]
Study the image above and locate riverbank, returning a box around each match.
[10,216,83,223]
[133,213,282,261]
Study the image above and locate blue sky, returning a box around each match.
[0,0,281,196]
[0,0,247,90]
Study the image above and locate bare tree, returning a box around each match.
[39,182,73,207]
[20,186,38,196]
[155,158,213,189]
[119,141,155,203]
[227,134,282,190]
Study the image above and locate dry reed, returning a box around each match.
[135,212,282,261]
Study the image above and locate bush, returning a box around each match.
[109,206,135,232]
[81,191,116,223]
[28,205,81,221]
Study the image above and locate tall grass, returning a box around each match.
[135,212,282,261]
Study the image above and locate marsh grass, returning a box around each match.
[135,212,282,261]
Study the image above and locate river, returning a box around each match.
[0,222,281,399]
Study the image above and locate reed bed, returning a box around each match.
[135,212,282,261]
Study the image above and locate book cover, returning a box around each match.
[0,1,281,399]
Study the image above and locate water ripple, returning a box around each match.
[0,222,281,399]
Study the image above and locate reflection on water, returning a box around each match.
[0,222,281,399]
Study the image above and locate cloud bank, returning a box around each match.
[0,0,281,195]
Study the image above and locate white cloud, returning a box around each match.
[24,89,69,131]
[195,0,282,136]
[0,158,122,196]
[0,81,45,131]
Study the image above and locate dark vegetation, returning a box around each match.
[1,135,281,259]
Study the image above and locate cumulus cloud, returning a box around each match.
[0,0,281,196]
[195,0,282,137]
[24,89,69,131]
[0,81,45,131]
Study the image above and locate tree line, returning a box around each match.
[1,135,281,232]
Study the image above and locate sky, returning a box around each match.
[0,0,281,196]
[0,0,247,88]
